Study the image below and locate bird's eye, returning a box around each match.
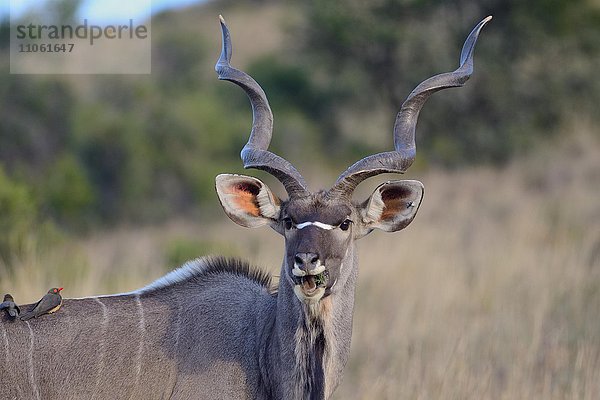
[339,219,352,231]
[283,217,294,230]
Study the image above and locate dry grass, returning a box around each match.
[338,130,600,399]
[1,130,599,399]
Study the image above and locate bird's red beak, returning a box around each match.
[58,288,64,292]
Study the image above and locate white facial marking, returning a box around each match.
[293,259,326,276]
[296,221,335,230]
[293,285,326,304]
[292,265,306,277]
[308,261,326,275]
[292,260,325,277]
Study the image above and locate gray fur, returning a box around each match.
[0,255,357,399]
[0,183,420,400]
[0,15,490,399]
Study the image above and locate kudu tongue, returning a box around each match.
[302,275,318,292]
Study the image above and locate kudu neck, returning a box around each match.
[266,247,358,398]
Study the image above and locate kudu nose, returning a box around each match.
[294,252,319,271]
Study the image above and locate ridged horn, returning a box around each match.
[328,16,492,198]
[215,15,309,198]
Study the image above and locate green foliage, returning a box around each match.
[297,0,600,165]
[0,0,598,246]
[0,166,37,262]
[71,101,153,221]
[43,154,96,227]
[0,18,9,49]
[0,74,73,176]
[164,237,239,269]
[248,56,345,154]
[249,56,325,115]
[48,0,82,25]
[153,29,207,91]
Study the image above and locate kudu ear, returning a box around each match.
[215,174,281,228]
[358,180,424,236]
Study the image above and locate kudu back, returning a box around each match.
[0,16,491,400]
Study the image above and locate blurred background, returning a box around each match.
[1,0,599,398]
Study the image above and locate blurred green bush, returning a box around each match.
[297,0,600,165]
[0,166,37,262]
[0,0,598,268]
[164,237,239,269]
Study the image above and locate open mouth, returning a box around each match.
[292,270,329,295]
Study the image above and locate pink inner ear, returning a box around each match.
[226,182,261,217]
[380,186,413,221]
[380,198,404,221]
[235,182,260,196]
[381,186,412,201]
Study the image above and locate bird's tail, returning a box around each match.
[19,313,35,321]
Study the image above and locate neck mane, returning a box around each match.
[138,256,275,296]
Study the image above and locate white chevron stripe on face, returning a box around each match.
[296,221,335,230]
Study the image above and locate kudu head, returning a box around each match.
[215,15,491,304]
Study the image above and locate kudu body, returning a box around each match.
[0,16,490,399]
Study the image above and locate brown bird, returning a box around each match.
[0,294,20,318]
[19,288,63,321]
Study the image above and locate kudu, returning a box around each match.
[0,16,490,399]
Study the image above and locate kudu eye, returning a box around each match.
[339,219,352,231]
[283,217,294,231]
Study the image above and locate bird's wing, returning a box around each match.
[0,301,8,310]
[28,298,43,312]
[37,295,60,312]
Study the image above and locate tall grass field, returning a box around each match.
[2,130,599,399]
